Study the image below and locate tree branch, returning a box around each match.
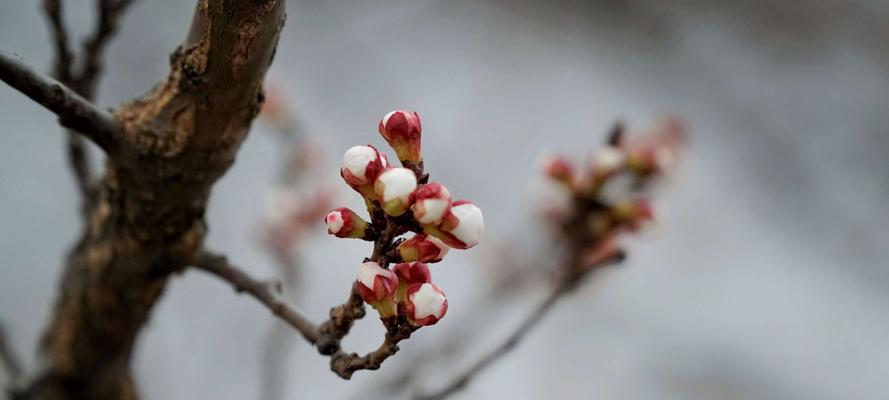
[193,251,320,344]
[18,1,287,398]
[0,50,121,153]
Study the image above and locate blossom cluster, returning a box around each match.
[326,110,484,326]
[541,118,683,268]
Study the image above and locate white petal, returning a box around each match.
[593,146,625,170]
[358,262,385,288]
[378,168,417,202]
[411,283,445,318]
[342,146,378,183]
[326,211,344,234]
[417,198,449,224]
[449,203,484,247]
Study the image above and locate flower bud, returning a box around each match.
[379,110,422,163]
[428,200,484,249]
[412,182,452,225]
[395,261,431,304]
[542,154,575,187]
[612,199,658,230]
[325,207,370,239]
[357,261,399,317]
[340,145,390,188]
[374,167,418,216]
[397,234,450,263]
[394,261,432,283]
[405,283,448,327]
[589,146,626,177]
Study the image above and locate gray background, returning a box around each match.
[2,0,888,399]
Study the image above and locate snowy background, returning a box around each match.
[2,0,888,399]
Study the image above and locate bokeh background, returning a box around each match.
[2,0,889,399]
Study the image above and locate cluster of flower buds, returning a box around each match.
[326,110,484,327]
[541,118,683,268]
[354,260,448,326]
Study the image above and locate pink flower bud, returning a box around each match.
[405,283,448,327]
[393,262,432,285]
[378,110,422,163]
[325,207,370,239]
[340,145,390,188]
[374,167,418,216]
[412,182,452,225]
[397,234,450,263]
[428,200,484,249]
[542,154,575,187]
[357,261,399,317]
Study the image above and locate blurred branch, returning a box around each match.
[260,250,302,400]
[78,0,138,99]
[0,322,23,387]
[0,50,122,153]
[42,0,74,83]
[192,251,321,344]
[42,0,138,209]
[413,256,622,400]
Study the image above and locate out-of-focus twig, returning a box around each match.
[41,0,138,211]
[0,322,23,388]
[412,255,623,400]
[411,119,684,399]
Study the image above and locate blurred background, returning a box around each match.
[2,0,889,399]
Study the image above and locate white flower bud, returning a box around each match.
[374,167,417,216]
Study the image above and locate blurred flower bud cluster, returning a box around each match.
[541,118,684,271]
[259,86,335,256]
[328,110,485,326]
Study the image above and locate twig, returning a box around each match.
[0,50,122,153]
[260,250,302,400]
[42,0,138,206]
[413,279,568,400]
[41,0,74,84]
[192,251,321,344]
[0,323,23,386]
[414,252,625,400]
[315,218,416,379]
[77,0,138,99]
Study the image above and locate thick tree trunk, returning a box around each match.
[17,1,287,398]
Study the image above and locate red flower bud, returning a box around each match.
[378,110,422,163]
[325,208,370,239]
[340,145,390,189]
[427,200,484,249]
[412,182,452,225]
[397,234,450,263]
[393,262,432,285]
[356,261,399,317]
[405,283,448,327]
[542,154,575,187]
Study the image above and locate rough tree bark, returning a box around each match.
[13,1,287,398]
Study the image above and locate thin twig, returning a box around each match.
[415,253,625,400]
[43,0,92,204]
[42,0,138,206]
[192,251,321,344]
[413,279,568,400]
[0,323,23,386]
[260,250,302,400]
[78,0,138,99]
[0,50,122,153]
